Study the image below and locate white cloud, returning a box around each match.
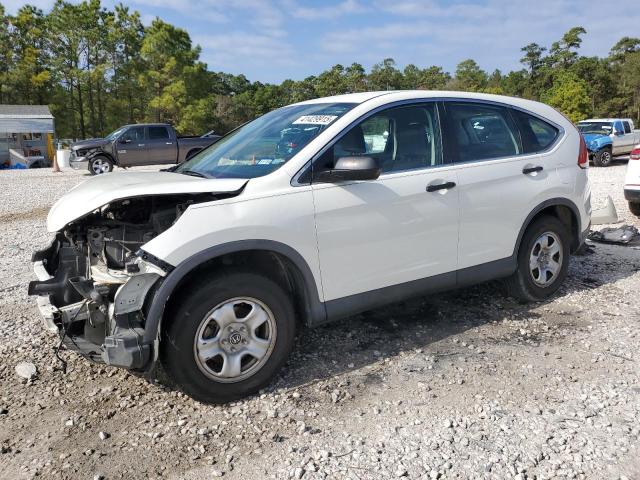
[195,31,296,74]
[284,0,366,20]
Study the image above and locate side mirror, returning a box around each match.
[316,156,381,183]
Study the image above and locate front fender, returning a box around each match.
[86,148,116,165]
[140,239,326,346]
[587,138,612,153]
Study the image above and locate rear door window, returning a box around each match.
[511,110,559,153]
[445,102,520,162]
[623,121,632,134]
[148,126,170,140]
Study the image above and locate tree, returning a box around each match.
[548,26,586,68]
[315,64,347,97]
[139,18,201,124]
[418,66,450,90]
[520,43,546,76]
[450,59,487,92]
[609,37,640,64]
[0,4,12,103]
[542,72,591,122]
[368,58,403,90]
[345,63,367,92]
[109,4,146,125]
[7,5,51,105]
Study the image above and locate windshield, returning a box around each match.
[105,127,127,140]
[578,122,612,135]
[175,102,356,178]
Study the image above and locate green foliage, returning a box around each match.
[450,59,488,92]
[0,7,638,138]
[541,72,592,123]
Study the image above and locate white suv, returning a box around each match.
[624,145,640,216]
[29,91,591,403]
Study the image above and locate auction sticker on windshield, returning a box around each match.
[293,115,338,125]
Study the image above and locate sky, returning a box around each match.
[4,0,640,84]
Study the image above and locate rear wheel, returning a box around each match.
[160,271,296,403]
[593,147,612,167]
[505,215,570,302]
[629,202,640,217]
[88,155,114,175]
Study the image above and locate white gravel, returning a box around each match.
[0,163,638,480]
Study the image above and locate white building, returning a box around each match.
[0,105,55,168]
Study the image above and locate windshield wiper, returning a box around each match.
[180,170,209,178]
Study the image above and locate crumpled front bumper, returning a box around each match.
[28,237,164,370]
[32,260,62,334]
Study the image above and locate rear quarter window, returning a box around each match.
[511,110,559,153]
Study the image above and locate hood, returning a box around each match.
[582,133,611,145]
[47,171,247,232]
[71,138,110,150]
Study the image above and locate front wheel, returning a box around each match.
[88,155,114,175]
[160,271,296,403]
[504,215,570,302]
[593,147,612,167]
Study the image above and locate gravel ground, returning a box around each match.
[0,163,639,480]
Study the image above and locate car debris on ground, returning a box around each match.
[588,225,639,244]
[590,195,619,225]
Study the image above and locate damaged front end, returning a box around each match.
[28,195,207,370]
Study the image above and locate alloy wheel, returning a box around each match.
[529,231,563,287]
[92,158,111,174]
[193,297,277,383]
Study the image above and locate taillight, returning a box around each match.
[630,146,640,161]
[578,135,588,169]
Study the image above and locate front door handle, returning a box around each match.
[522,165,543,174]
[166,142,173,145]
[138,144,145,147]
[426,181,456,192]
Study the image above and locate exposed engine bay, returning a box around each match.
[28,193,224,370]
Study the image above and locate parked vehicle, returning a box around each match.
[69,124,221,175]
[577,118,640,167]
[29,91,591,403]
[624,145,640,217]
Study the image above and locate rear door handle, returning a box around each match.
[426,181,456,192]
[522,166,543,174]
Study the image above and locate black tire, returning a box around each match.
[629,202,640,217]
[88,155,114,175]
[593,147,612,167]
[504,215,570,302]
[160,271,296,403]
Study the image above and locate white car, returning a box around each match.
[28,91,591,403]
[624,145,640,216]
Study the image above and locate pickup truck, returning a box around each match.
[577,118,640,167]
[69,124,221,175]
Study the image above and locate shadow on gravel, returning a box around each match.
[148,242,638,399]
[265,243,639,393]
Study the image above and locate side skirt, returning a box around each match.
[316,257,516,326]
